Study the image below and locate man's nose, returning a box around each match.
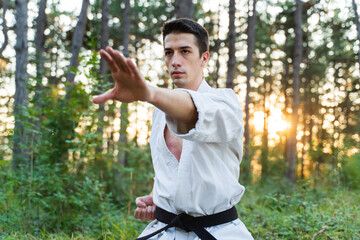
[171,52,181,67]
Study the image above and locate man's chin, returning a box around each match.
[172,79,187,88]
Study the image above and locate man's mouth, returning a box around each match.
[171,70,185,77]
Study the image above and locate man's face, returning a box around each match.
[164,33,209,90]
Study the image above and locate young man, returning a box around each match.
[93,18,253,240]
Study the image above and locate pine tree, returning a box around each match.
[13,0,29,169]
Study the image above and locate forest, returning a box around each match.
[0,0,359,239]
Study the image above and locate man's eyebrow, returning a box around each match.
[179,46,192,49]
[164,46,193,51]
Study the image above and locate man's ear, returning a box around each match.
[201,51,210,67]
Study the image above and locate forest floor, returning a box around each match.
[1,181,359,240]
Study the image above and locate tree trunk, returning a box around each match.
[261,80,269,179]
[175,0,193,19]
[0,0,9,57]
[122,0,130,58]
[96,0,110,156]
[282,35,290,163]
[301,116,306,179]
[314,113,324,182]
[343,91,350,129]
[243,0,257,181]
[66,0,89,86]
[309,105,313,155]
[352,0,360,67]
[210,4,221,88]
[33,0,47,113]
[35,0,47,81]
[301,87,308,180]
[29,0,48,163]
[118,0,130,167]
[286,0,303,182]
[226,0,236,89]
[13,0,29,169]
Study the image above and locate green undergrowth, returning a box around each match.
[0,211,147,240]
[1,182,359,239]
[238,181,360,240]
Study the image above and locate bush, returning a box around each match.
[341,152,360,189]
[238,180,360,239]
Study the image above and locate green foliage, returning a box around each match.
[0,44,157,237]
[0,163,114,234]
[239,181,360,239]
[0,211,147,239]
[2,180,359,239]
[340,145,360,190]
[100,213,146,240]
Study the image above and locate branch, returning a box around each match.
[0,0,9,57]
[311,227,326,240]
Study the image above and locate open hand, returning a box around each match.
[92,46,153,104]
[134,195,156,221]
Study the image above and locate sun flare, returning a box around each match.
[252,108,290,140]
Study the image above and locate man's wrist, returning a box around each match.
[146,85,159,105]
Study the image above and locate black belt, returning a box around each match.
[135,206,238,240]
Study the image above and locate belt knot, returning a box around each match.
[170,212,195,232]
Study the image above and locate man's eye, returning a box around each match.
[165,51,172,56]
[182,50,189,54]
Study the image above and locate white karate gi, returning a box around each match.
[139,80,253,240]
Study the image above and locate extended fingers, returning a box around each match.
[106,47,131,73]
[101,47,142,81]
[100,49,118,73]
[127,58,143,80]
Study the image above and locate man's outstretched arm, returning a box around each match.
[92,47,198,131]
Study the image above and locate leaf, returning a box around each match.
[0,160,8,166]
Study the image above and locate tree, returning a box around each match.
[226,0,236,89]
[286,0,303,182]
[118,0,131,167]
[252,8,275,180]
[0,0,8,57]
[34,0,47,81]
[13,0,29,169]
[261,74,270,178]
[211,5,221,88]
[273,1,296,166]
[96,0,110,156]
[243,0,257,181]
[175,0,193,19]
[352,0,360,67]
[66,0,89,86]
[100,0,110,71]
[32,0,47,113]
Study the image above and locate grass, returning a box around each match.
[238,181,360,239]
[1,182,359,240]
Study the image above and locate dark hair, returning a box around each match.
[162,18,209,56]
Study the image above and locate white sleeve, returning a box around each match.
[166,89,244,143]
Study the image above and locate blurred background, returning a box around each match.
[0,0,359,239]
